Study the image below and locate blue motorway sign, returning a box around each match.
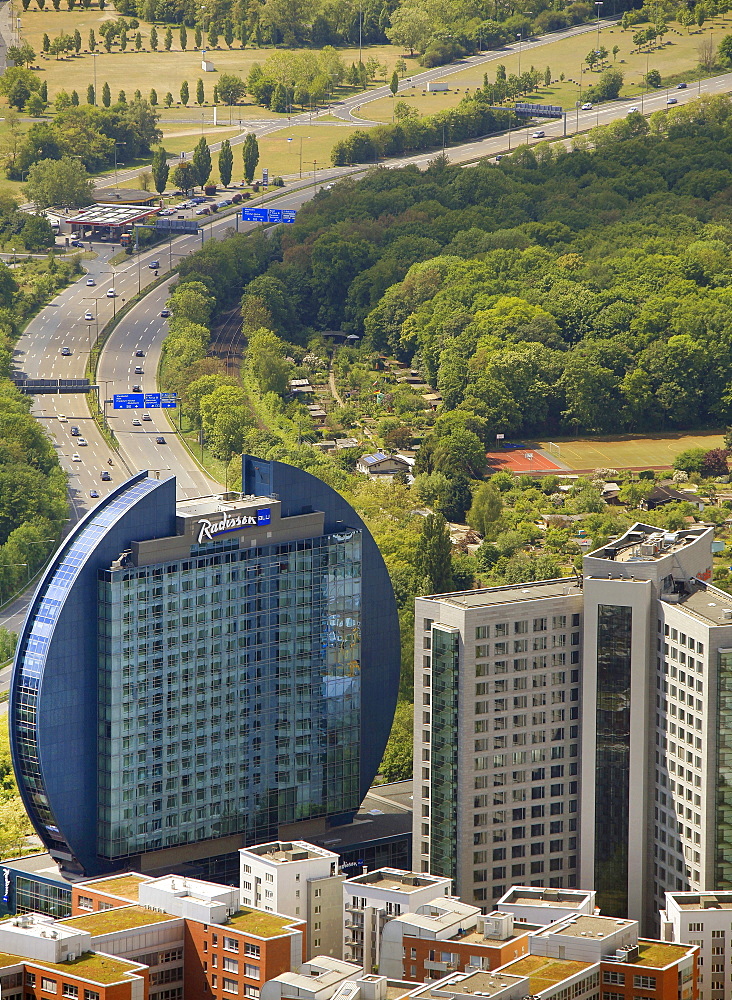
[242,207,297,224]
[113,392,177,410]
[113,393,144,409]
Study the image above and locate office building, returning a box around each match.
[413,580,584,909]
[416,521,732,934]
[660,890,732,1000]
[239,841,345,958]
[10,456,400,879]
[343,869,452,970]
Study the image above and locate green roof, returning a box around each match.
[34,953,143,985]
[0,952,24,970]
[636,941,692,968]
[226,909,297,937]
[62,906,177,936]
[82,874,148,902]
[500,955,591,992]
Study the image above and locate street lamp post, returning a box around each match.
[595,0,603,56]
[517,32,523,77]
[113,141,126,189]
[93,52,97,105]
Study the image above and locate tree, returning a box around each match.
[135,31,142,50]
[73,28,81,54]
[86,83,95,105]
[412,513,453,594]
[180,80,189,105]
[117,89,126,104]
[24,156,94,209]
[217,72,245,106]
[195,25,202,48]
[165,27,173,50]
[242,132,259,183]
[646,68,662,87]
[26,93,46,116]
[386,4,431,56]
[720,33,732,64]
[21,213,54,250]
[702,448,730,477]
[208,22,219,47]
[42,33,50,54]
[435,475,472,522]
[467,483,503,536]
[8,41,35,68]
[70,89,79,106]
[544,65,551,85]
[697,5,706,29]
[88,28,96,51]
[150,25,158,50]
[149,88,157,106]
[196,78,204,105]
[218,138,233,187]
[224,18,234,47]
[151,146,169,194]
[270,82,287,112]
[673,447,706,474]
[612,44,620,60]
[389,69,399,97]
[180,24,187,50]
[191,136,212,189]
[379,700,413,781]
[102,81,111,107]
[171,160,195,194]
[164,92,173,107]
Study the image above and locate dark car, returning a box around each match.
[161,308,171,318]
[156,436,166,444]
[135,350,144,357]
[677,82,688,89]
[133,384,142,393]
[101,470,111,481]
[89,490,100,498]
[70,425,80,436]
[70,240,84,248]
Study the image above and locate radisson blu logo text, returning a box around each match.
[197,508,271,543]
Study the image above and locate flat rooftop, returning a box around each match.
[501,888,592,908]
[498,955,591,992]
[635,941,694,968]
[62,906,178,936]
[0,853,80,886]
[34,953,144,985]
[434,971,526,997]
[175,492,273,518]
[553,915,631,939]
[226,909,298,937]
[421,580,582,609]
[245,842,335,864]
[81,874,149,902]
[676,585,732,626]
[345,870,446,892]
[456,923,539,946]
[68,204,157,227]
[670,892,732,910]
[588,524,707,563]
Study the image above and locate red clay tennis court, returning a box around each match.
[486,449,563,474]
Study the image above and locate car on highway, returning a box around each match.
[156,436,166,444]
[77,437,87,446]
[58,414,67,422]
[134,366,144,374]
[84,310,94,321]
[149,260,160,269]
[107,288,117,297]
[667,96,678,105]
[132,418,142,426]
[61,346,71,356]
[89,490,100,498]
[677,82,688,89]
[628,105,639,113]
[70,426,80,436]
[86,277,95,286]
[101,471,111,481]
[532,129,545,138]
[72,452,81,461]
[142,412,152,421]
[135,350,145,357]
[133,384,142,393]
[160,308,171,318]
[581,102,593,110]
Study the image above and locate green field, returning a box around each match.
[359,18,731,122]
[542,432,726,470]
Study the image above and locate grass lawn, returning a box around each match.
[359,18,732,119]
[19,8,407,104]
[540,431,726,470]
[255,123,368,177]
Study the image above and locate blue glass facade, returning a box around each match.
[10,460,399,876]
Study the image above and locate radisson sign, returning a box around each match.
[196,507,271,544]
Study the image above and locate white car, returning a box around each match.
[132,418,142,426]
[86,276,95,286]
[57,414,67,422]
[71,452,81,462]
[581,102,593,110]
[628,105,639,113]
[667,96,678,105]
[532,129,545,138]
[77,437,87,446]
[84,310,94,321]
[142,412,152,421]
[107,288,117,298]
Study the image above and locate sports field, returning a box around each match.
[487,448,563,473]
[541,432,726,471]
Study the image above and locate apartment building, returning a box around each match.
[65,871,306,1000]
[239,841,344,958]
[343,870,452,971]
[660,890,732,1000]
[379,900,536,982]
[413,580,584,909]
[416,521,732,934]
[495,885,597,924]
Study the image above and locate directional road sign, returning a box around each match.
[113,393,144,409]
[243,207,297,224]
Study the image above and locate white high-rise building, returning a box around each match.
[416,521,732,934]
[660,890,732,1000]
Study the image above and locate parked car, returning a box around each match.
[70,240,84,248]
[195,207,211,215]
